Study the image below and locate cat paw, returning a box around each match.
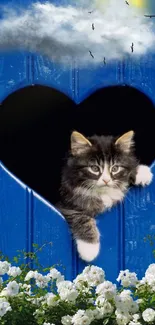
[76,240,100,262]
[135,165,153,187]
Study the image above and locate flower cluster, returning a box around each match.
[0,259,155,325]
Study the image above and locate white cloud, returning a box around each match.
[0,0,154,66]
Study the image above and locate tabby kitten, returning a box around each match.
[58,131,153,262]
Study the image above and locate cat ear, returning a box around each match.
[71,131,92,155]
[115,131,134,153]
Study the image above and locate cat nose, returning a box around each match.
[103,179,110,185]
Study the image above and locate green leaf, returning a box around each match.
[32,244,39,248]
[103,318,110,325]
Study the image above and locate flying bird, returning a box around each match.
[144,15,155,18]
[89,50,94,58]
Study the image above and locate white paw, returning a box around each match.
[76,239,100,262]
[135,165,153,187]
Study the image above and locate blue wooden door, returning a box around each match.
[0,0,155,283]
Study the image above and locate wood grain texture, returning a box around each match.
[76,60,124,104]
[33,55,76,102]
[0,53,33,103]
[0,163,76,279]
[76,206,124,283]
[123,53,155,104]
[0,163,28,260]
[124,163,155,278]
[32,191,76,280]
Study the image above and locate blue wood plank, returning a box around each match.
[76,60,124,103]
[0,163,30,260]
[77,205,124,283]
[32,191,77,280]
[32,53,155,105]
[33,55,75,101]
[123,53,155,105]
[0,52,33,103]
[0,162,76,280]
[124,162,155,279]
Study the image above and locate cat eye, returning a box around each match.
[89,165,100,174]
[111,165,120,174]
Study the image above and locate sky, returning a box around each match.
[0,0,154,66]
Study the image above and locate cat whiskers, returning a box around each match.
[113,180,128,192]
[73,180,95,199]
[81,181,95,196]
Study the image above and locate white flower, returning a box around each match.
[19,283,31,295]
[31,296,44,306]
[74,274,88,289]
[33,308,45,316]
[115,310,131,325]
[117,269,138,287]
[82,265,105,286]
[43,323,55,325]
[57,281,78,302]
[73,274,92,295]
[0,277,3,285]
[95,296,106,306]
[87,298,94,304]
[132,314,140,321]
[145,264,155,276]
[115,290,138,314]
[96,280,116,299]
[0,301,12,317]
[25,270,36,281]
[85,309,95,322]
[136,299,143,305]
[143,264,155,288]
[96,301,114,316]
[130,302,139,314]
[116,289,132,308]
[35,274,50,288]
[138,277,147,286]
[142,308,155,322]
[0,261,11,275]
[46,293,57,306]
[0,289,9,297]
[6,280,19,296]
[49,268,64,283]
[7,266,22,277]
[0,297,7,303]
[72,310,91,325]
[20,283,31,290]
[25,270,50,288]
[61,315,72,325]
[90,308,103,320]
[129,320,142,325]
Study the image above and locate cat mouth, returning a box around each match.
[98,184,111,188]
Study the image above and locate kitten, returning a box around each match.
[57,131,153,262]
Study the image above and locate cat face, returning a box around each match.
[65,131,138,193]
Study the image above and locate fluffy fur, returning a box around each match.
[57,131,153,262]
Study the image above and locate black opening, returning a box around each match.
[0,85,155,204]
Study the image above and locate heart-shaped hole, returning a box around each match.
[0,85,155,205]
